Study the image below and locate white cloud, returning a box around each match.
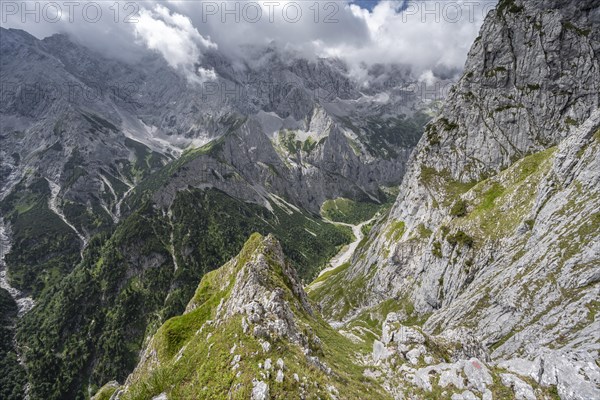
[198,66,217,82]
[316,0,496,82]
[1,0,497,83]
[164,0,497,81]
[418,70,437,85]
[134,4,217,83]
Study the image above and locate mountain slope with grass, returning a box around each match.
[16,185,355,400]
[312,1,600,398]
[98,233,559,400]
[101,234,390,400]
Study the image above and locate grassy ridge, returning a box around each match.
[118,235,390,400]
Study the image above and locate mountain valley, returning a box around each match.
[0,0,599,399]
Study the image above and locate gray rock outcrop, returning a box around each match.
[316,1,600,398]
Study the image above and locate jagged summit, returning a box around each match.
[101,234,389,400]
[185,233,315,346]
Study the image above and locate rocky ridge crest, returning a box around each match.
[104,234,388,400]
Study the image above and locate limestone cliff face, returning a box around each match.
[314,1,600,398]
[416,0,598,181]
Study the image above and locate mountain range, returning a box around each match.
[0,0,598,399]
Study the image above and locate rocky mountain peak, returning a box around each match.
[187,233,315,346]
[421,0,599,183]
[104,233,389,399]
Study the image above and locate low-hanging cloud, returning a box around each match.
[134,4,217,83]
[331,0,497,83]
[1,0,498,83]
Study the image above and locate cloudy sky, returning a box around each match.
[1,0,498,83]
